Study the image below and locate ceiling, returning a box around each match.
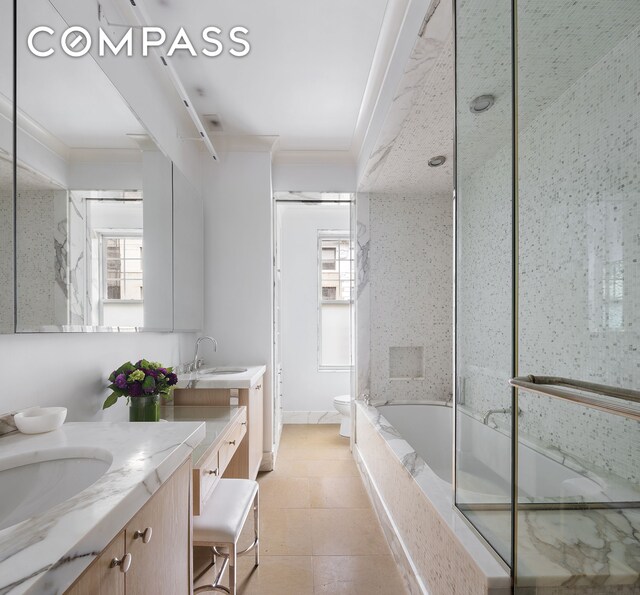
[140,0,391,152]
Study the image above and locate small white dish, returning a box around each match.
[14,407,67,434]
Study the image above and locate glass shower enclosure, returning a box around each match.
[455,0,640,589]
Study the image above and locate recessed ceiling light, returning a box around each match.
[428,155,447,167]
[470,94,495,114]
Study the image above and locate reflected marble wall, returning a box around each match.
[16,186,69,330]
[0,175,13,333]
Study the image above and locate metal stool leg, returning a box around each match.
[254,491,260,568]
[229,543,236,595]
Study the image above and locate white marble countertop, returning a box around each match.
[176,365,266,390]
[0,420,205,595]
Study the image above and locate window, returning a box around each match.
[103,235,143,301]
[318,235,353,369]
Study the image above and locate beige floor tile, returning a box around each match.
[304,459,359,478]
[312,555,408,594]
[195,555,314,595]
[260,459,310,478]
[311,509,390,556]
[278,444,353,461]
[236,555,314,595]
[259,477,311,508]
[310,477,371,509]
[260,508,313,556]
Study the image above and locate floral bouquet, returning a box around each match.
[103,359,178,411]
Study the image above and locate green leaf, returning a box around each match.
[103,393,119,409]
[142,375,156,393]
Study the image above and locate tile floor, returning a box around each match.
[194,424,408,595]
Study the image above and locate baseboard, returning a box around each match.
[260,450,275,472]
[282,411,341,424]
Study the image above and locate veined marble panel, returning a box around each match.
[282,411,341,425]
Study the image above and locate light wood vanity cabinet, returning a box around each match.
[174,375,264,481]
[65,533,126,595]
[65,460,192,595]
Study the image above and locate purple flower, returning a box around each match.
[158,368,168,376]
[167,373,178,386]
[115,373,128,389]
[146,369,158,379]
[129,382,144,397]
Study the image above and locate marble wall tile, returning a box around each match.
[356,192,371,399]
[282,411,341,425]
[368,193,453,402]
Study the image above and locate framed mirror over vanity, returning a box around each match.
[1,0,204,335]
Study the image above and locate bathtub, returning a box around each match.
[355,401,640,594]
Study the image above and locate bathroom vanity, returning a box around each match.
[0,421,205,595]
[173,365,266,480]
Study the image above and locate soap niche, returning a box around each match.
[389,346,425,380]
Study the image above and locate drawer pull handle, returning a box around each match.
[207,468,219,476]
[229,440,236,446]
[241,422,247,426]
[134,527,153,544]
[255,385,262,390]
[111,553,132,574]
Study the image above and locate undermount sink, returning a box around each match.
[0,447,112,531]
[198,367,248,375]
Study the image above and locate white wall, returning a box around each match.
[272,160,356,192]
[278,203,351,415]
[0,332,195,420]
[203,151,274,453]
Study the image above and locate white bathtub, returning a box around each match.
[377,402,634,503]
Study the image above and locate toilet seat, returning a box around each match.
[333,394,351,405]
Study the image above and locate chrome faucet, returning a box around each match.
[483,406,522,425]
[193,336,218,371]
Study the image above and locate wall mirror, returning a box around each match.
[0,0,14,334]
[13,0,175,332]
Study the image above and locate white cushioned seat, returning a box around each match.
[193,479,258,544]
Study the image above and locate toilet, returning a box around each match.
[333,395,352,437]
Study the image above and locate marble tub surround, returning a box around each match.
[177,364,266,390]
[0,420,205,595]
[356,402,640,592]
[355,401,510,594]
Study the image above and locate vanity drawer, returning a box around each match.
[218,412,247,472]
[193,408,247,515]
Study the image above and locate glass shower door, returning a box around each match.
[454,0,515,567]
[515,0,640,589]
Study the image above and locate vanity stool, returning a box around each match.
[193,479,259,595]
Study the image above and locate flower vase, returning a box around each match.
[129,394,160,422]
